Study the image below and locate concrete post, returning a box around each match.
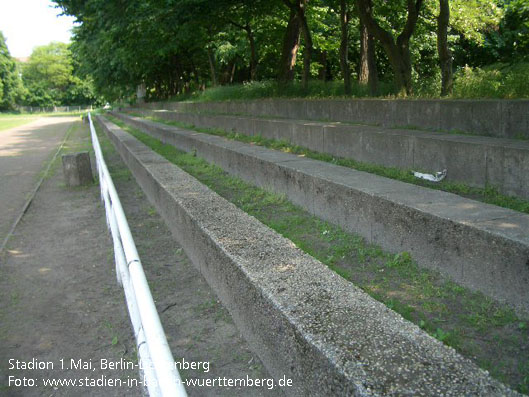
[62,152,94,187]
[136,83,146,104]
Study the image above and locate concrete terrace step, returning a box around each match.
[138,98,529,139]
[96,115,518,396]
[127,107,529,200]
[111,111,529,316]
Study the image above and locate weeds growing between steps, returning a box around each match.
[132,113,529,215]
[105,115,529,394]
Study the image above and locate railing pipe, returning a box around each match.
[89,113,186,396]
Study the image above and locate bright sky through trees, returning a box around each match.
[0,0,75,58]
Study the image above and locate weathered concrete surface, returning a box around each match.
[97,115,518,396]
[62,151,94,187]
[0,117,75,243]
[136,98,529,139]
[112,112,529,316]
[127,108,529,200]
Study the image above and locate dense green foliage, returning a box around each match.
[54,0,528,101]
[21,42,99,107]
[0,32,24,110]
[0,35,100,109]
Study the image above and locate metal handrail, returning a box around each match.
[89,113,187,396]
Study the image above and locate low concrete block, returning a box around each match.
[471,101,502,136]
[322,124,364,159]
[272,99,296,119]
[412,135,488,187]
[330,99,359,123]
[229,116,256,136]
[361,129,415,170]
[223,100,242,115]
[502,146,529,198]
[439,100,475,133]
[356,99,385,126]
[62,152,93,187]
[98,115,517,396]
[291,122,324,152]
[502,100,529,139]
[305,99,331,121]
[384,100,405,127]
[252,118,293,142]
[404,100,441,130]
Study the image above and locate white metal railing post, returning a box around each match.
[88,113,187,396]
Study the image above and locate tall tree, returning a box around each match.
[338,0,352,94]
[278,8,302,83]
[355,0,423,95]
[437,0,452,96]
[206,44,218,86]
[22,42,72,106]
[221,0,270,81]
[358,3,378,95]
[282,0,313,89]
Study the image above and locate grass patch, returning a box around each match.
[135,113,529,215]
[105,114,529,393]
[167,80,396,103]
[0,115,38,131]
[0,111,90,132]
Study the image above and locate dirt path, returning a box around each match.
[0,121,141,396]
[0,120,282,396]
[0,117,76,244]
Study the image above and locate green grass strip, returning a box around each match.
[0,117,37,132]
[132,113,529,215]
[105,114,529,393]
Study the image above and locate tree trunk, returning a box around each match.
[281,0,312,89]
[359,21,378,95]
[359,22,369,84]
[228,20,259,81]
[339,0,351,95]
[297,0,313,90]
[367,31,378,95]
[390,41,412,96]
[230,62,236,83]
[437,0,453,96]
[356,0,423,96]
[278,8,301,83]
[207,47,217,87]
[246,26,258,81]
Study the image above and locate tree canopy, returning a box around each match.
[0,32,24,110]
[21,42,99,107]
[52,0,529,101]
[0,33,102,110]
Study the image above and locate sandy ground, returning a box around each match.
[0,118,76,243]
[0,119,282,396]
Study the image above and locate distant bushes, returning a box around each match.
[452,63,529,99]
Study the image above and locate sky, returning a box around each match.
[0,0,76,58]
